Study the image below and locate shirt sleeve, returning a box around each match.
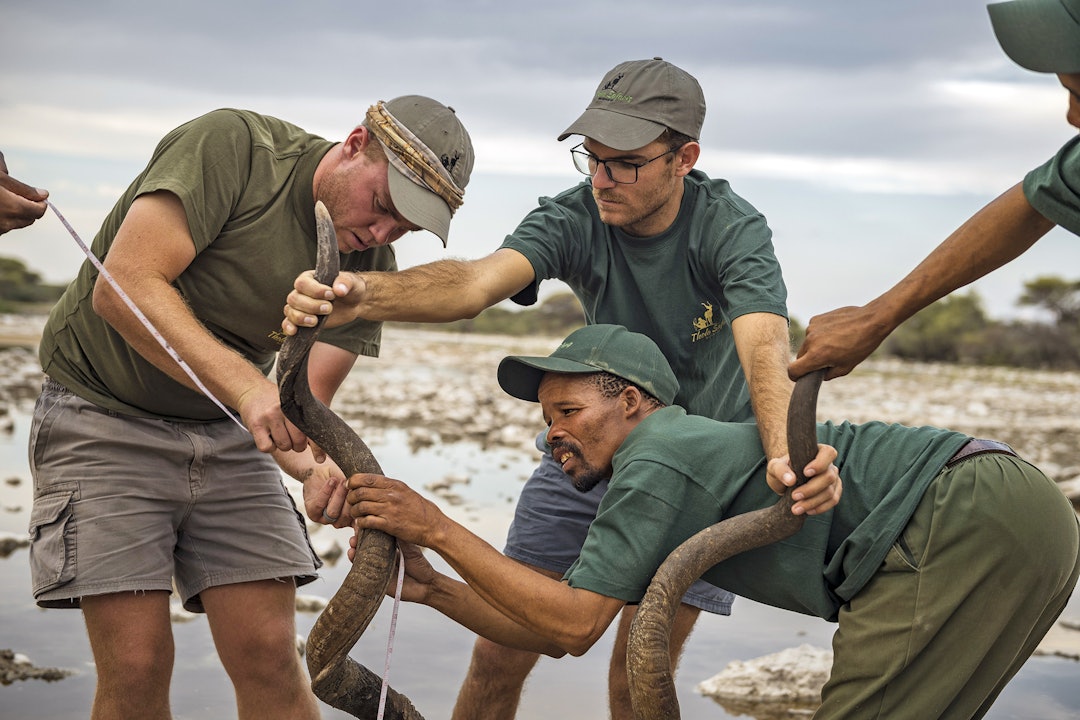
[564,459,724,602]
[133,110,253,253]
[701,211,788,323]
[500,186,594,307]
[1023,135,1080,236]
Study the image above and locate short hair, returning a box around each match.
[359,119,390,162]
[657,128,696,151]
[586,371,666,411]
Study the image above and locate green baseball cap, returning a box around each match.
[497,324,679,404]
[557,58,706,151]
[381,95,475,247]
[988,0,1080,73]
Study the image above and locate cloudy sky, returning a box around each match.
[2,0,1077,323]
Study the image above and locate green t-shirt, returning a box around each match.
[564,406,968,621]
[1024,135,1080,236]
[500,170,788,422]
[39,109,396,421]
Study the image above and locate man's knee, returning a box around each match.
[469,635,542,679]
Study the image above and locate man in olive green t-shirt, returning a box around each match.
[28,97,473,720]
[792,0,1080,381]
[347,324,1079,720]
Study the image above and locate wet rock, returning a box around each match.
[0,531,29,558]
[696,644,830,717]
[0,649,74,684]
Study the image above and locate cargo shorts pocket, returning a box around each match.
[29,485,77,596]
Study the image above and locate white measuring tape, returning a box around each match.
[48,201,247,431]
[378,546,407,720]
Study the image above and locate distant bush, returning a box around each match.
[801,275,1080,371]
[884,292,988,363]
[391,291,585,338]
[0,256,66,312]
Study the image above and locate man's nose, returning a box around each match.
[591,162,616,189]
[370,220,398,246]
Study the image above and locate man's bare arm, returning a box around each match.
[790,183,1055,380]
[92,191,305,454]
[733,312,842,514]
[349,473,625,655]
[283,247,537,331]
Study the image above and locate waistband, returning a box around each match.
[945,438,1018,468]
[42,376,69,394]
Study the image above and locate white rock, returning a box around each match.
[169,603,199,623]
[696,644,831,704]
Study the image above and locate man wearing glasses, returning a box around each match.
[283,57,838,719]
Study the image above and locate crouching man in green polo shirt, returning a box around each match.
[346,324,1080,719]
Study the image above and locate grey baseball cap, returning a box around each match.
[497,324,679,405]
[381,95,475,246]
[988,0,1080,73]
[558,58,706,151]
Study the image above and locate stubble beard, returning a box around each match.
[593,183,674,236]
[552,440,609,493]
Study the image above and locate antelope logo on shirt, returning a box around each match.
[691,301,723,342]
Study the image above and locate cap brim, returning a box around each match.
[497,355,600,402]
[557,108,667,151]
[387,165,451,247]
[988,0,1080,73]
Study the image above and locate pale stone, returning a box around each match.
[696,644,831,705]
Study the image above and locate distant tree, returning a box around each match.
[959,321,1080,369]
[0,257,43,300]
[392,291,585,337]
[0,256,66,309]
[884,292,988,363]
[1017,276,1080,329]
[533,292,585,335]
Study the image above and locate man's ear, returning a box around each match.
[621,385,645,418]
[343,126,373,159]
[674,141,700,177]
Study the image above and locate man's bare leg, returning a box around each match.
[202,579,320,720]
[608,602,701,720]
[451,564,562,720]
[82,590,175,720]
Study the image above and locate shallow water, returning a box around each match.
[1,414,1077,720]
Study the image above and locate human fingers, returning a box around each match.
[0,166,49,203]
[792,469,842,515]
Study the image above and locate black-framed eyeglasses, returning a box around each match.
[570,143,678,184]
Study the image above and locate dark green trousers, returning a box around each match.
[817,453,1080,719]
